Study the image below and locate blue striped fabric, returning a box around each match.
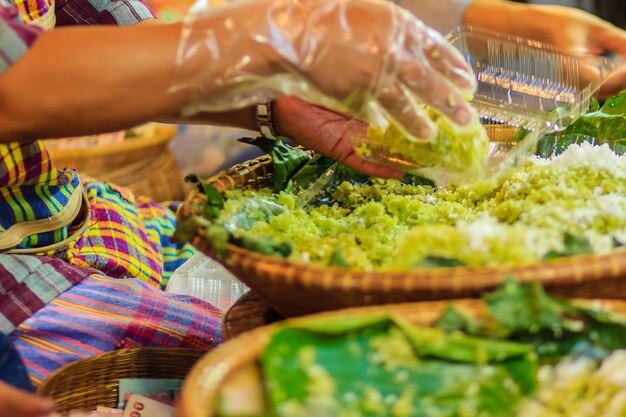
[10,274,222,385]
[0,170,80,249]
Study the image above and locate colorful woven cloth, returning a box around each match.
[0,142,81,249]
[0,0,182,287]
[0,255,94,335]
[1,255,222,385]
[0,140,194,287]
[0,0,216,389]
[54,178,195,289]
[10,0,53,24]
[7,0,154,28]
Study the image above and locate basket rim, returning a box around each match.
[46,124,176,159]
[181,297,626,417]
[182,138,626,309]
[37,347,203,395]
[193,236,626,291]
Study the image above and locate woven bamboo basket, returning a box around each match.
[180,298,626,417]
[46,125,185,202]
[223,291,282,340]
[37,348,205,414]
[180,126,626,317]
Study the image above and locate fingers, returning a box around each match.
[599,64,626,98]
[0,381,55,417]
[339,153,405,179]
[595,24,626,57]
[398,61,474,128]
[377,82,436,140]
[383,20,475,129]
[408,24,476,96]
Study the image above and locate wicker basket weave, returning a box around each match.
[182,149,626,318]
[37,348,204,414]
[180,299,626,417]
[223,291,282,340]
[46,125,185,203]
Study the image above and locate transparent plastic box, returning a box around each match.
[350,26,616,183]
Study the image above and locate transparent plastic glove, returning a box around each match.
[172,0,477,141]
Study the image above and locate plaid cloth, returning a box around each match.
[0,255,94,334]
[8,0,154,26]
[1,255,222,385]
[0,0,154,72]
[56,179,195,288]
[0,141,195,287]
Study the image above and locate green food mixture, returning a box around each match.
[217,281,626,417]
[175,92,626,270]
[360,110,490,174]
[212,142,626,270]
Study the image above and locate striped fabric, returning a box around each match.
[11,0,53,23]
[55,0,154,26]
[0,0,40,71]
[5,263,222,385]
[0,142,81,249]
[0,255,95,334]
[7,0,154,27]
[54,179,195,289]
[0,141,195,287]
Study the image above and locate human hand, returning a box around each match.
[273,96,403,178]
[465,1,626,98]
[0,380,55,417]
[173,0,476,141]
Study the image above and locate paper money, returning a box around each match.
[117,379,182,408]
[122,394,174,417]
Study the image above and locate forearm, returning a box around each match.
[463,0,516,33]
[0,23,187,142]
[464,0,585,43]
[392,0,473,34]
[161,107,258,132]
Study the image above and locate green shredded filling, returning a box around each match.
[360,111,490,174]
[217,144,626,270]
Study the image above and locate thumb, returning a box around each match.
[0,381,56,417]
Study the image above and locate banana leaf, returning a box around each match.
[239,137,310,193]
[261,316,535,417]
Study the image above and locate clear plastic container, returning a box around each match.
[350,26,616,182]
[166,252,248,311]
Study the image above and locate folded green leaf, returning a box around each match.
[184,174,224,218]
[233,234,292,258]
[544,232,593,260]
[328,248,349,268]
[239,137,310,193]
[262,319,531,417]
[414,256,465,268]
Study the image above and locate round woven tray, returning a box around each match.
[182,150,626,317]
[46,125,185,202]
[37,348,205,414]
[181,124,626,317]
[180,298,626,417]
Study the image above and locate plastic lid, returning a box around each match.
[446,26,616,131]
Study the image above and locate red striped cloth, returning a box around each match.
[0,255,94,334]
[10,272,222,385]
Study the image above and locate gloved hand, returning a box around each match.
[172,0,476,141]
